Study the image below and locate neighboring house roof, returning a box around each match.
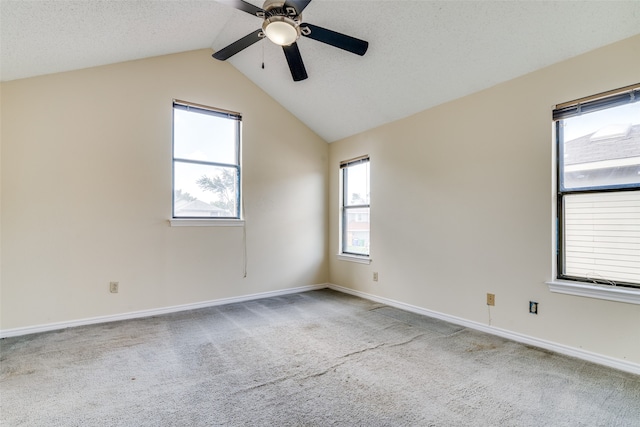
[175,199,227,215]
[564,123,640,166]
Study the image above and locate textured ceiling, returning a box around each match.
[2,0,640,142]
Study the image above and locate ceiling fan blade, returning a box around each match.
[284,0,312,15]
[212,29,263,60]
[282,43,308,81]
[302,23,368,56]
[215,0,265,17]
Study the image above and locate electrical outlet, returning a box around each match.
[110,282,119,293]
[529,301,538,314]
[486,293,495,306]
[373,272,379,282]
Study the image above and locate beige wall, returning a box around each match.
[329,35,640,364]
[1,49,329,330]
[2,36,639,365]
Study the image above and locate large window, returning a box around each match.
[172,100,241,219]
[341,156,370,257]
[554,85,640,288]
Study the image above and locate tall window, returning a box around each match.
[554,85,640,288]
[341,156,370,256]
[172,100,241,219]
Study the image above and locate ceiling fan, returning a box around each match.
[212,0,369,81]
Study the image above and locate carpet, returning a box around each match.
[1,289,639,426]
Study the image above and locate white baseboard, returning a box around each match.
[3,283,638,376]
[327,283,640,376]
[0,284,326,339]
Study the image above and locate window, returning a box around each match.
[554,85,640,289]
[341,156,370,257]
[172,100,241,219]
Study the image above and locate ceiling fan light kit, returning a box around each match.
[262,16,300,46]
[213,0,368,81]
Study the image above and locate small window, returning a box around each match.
[341,156,370,257]
[554,85,640,288]
[172,100,241,219]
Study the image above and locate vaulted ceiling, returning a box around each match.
[2,0,640,142]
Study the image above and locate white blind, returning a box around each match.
[564,191,640,284]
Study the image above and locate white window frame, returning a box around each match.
[170,100,243,227]
[338,156,371,263]
[547,84,640,304]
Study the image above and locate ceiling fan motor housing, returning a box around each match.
[261,0,300,19]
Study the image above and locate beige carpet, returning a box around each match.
[1,289,639,426]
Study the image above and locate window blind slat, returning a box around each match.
[173,100,241,120]
[340,156,369,169]
[564,192,640,285]
[553,87,639,120]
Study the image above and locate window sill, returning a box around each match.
[546,280,640,305]
[169,219,245,227]
[337,254,371,264]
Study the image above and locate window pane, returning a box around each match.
[345,161,370,206]
[561,102,640,190]
[563,191,640,285]
[344,207,370,256]
[174,162,238,217]
[173,109,238,165]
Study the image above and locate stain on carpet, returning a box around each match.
[369,306,465,336]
